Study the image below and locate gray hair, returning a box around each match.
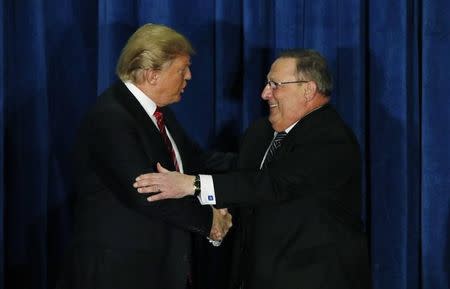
[279,49,333,96]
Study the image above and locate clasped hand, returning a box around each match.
[133,163,233,241]
[210,208,232,241]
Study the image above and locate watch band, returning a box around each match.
[193,175,201,197]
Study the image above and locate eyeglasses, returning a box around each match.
[266,79,309,90]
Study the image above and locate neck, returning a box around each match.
[303,96,329,117]
[134,82,165,107]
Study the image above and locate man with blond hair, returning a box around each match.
[59,24,233,289]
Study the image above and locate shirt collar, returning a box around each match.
[277,103,327,136]
[124,81,158,117]
[273,121,298,137]
[284,121,298,134]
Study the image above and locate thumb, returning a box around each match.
[157,162,170,173]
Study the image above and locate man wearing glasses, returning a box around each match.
[134,49,371,289]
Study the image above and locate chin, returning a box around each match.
[269,120,279,132]
[269,120,285,132]
[173,95,182,103]
[268,115,278,126]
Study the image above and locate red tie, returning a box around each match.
[153,107,180,172]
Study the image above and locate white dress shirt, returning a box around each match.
[124,81,184,173]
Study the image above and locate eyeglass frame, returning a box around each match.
[266,79,310,90]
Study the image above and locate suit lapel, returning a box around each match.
[111,81,176,171]
[239,119,274,169]
[275,104,331,158]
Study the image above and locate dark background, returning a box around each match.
[1,0,449,289]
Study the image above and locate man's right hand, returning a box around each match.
[209,208,232,241]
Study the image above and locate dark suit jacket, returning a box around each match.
[213,104,371,289]
[60,81,234,289]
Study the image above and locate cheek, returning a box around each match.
[176,77,184,88]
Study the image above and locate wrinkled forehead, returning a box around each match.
[267,58,298,79]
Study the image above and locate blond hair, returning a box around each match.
[116,24,194,83]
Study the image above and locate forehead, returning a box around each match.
[171,54,191,67]
[268,57,297,79]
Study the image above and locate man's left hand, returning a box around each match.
[133,162,194,201]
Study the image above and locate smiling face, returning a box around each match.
[152,54,192,106]
[261,57,310,132]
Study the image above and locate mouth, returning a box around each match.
[269,103,278,108]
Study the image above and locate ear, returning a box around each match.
[303,81,317,102]
[144,69,160,85]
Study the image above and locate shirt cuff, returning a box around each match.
[197,174,216,205]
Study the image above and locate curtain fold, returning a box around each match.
[1,1,449,288]
[5,1,50,288]
[422,1,450,289]
[0,0,5,287]
[368,1,423,289]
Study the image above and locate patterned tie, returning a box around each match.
[153,107,180,172]
[262,131,287,169]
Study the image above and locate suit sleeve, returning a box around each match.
[212,130,360,208]
[85,107,212,236]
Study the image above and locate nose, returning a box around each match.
[185,67,192,80]
[261,83,272,100]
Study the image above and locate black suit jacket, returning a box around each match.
[213,104,371,289]
[60,81,234,289]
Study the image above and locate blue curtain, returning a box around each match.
[1,0,449,288]
[0,0,4,287]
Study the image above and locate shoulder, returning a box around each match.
[318,105,358,141]
[291,104,358,144]
[81,82,136,130]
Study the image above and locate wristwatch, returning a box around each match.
[193,175,201,197]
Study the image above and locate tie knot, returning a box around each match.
[274,131,287,141]
[154,107,163,121]
[272,131,287,148]
[271,131,286,149]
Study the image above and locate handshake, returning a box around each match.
[209,208,233,245]
[132,163,232,244]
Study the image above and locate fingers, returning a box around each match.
[210,227,223,241]
[134,178,155,189]
[136,185,159,194]
[218,208,228,216]
[225,213,233,231]
[210,209,233,241]
[225,214,232,231]
[147,192,168,202]
[219,208,233,227]
[134,174,160,190]
[135,172,155,182]
[134,164,174,189]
